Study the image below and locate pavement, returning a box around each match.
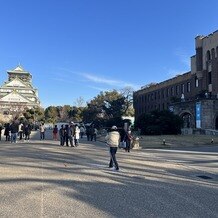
[0,130,218,218]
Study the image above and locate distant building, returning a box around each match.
[133,30,218,132]
[0,65,41,116]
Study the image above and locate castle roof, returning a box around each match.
[7,65,31,75]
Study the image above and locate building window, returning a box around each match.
[211,48,215,59]
[166,88,170,97]
[171,87,174,96]
[216,46,218,58]
[181,84,185,93]
[208,71,212,84]
[162,90,164,98]
[176,85,179,95]
[207,50,211,61]
[187,82,191,92]
[195,76,199,87]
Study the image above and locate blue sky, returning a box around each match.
[0,0,218,108]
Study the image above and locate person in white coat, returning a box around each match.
[74,124,80,146]
[105,125,120,171]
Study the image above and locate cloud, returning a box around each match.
[162,48,191,79]
[87,86,109,92]
[56,67,140,90]
[174,49,191,68]
[81,73,120,86]
[81,72,140,90]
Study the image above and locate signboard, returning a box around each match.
[196,102,201,128]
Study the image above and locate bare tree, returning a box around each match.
[120,86,134,116]
[73,96,86,107]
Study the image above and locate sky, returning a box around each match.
[0,0,218,108]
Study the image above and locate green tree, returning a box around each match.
[83,90,125,124]
[135,110,183,135]
[44,106,59,123]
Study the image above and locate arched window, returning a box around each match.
[216,46,218,58]
[195,76,199,87]
[207,50,211,61]
[211,48,215,59]
[187,82,191,92]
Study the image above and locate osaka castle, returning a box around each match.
[0,65,41,115]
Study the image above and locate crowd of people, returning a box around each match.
[0,121,32,143]
[58,122,81,147]
[54,123,98,146]
[0,119,133,172]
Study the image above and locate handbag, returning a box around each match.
[119,141,126,148]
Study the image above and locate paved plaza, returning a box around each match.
[0,130,218,218]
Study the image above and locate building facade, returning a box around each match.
[0,65,41,116]
[133,30,218,131]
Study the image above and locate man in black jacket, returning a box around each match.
[10,120,19,143]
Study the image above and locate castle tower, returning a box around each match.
[0,65,41,115]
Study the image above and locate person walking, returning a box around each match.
[39,123,45,140]
[24,123,31,141]
[105,125,120,171]
[69,123,75,147]
[92,127,98,141]
[4,123,10,141]
[10,120,19,143]
[53,125,58,140]
[64,124,70,146]
[59,125,65,146]
[90,125,95,141]
[125,129,133,152]
[74,124,80,146]
[86,127,91,141]
[80,126,85,139]
[0,124,3,141]
[18,123,24,140]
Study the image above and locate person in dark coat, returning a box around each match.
[59,125,65,146]
[0,124,3,141]
[24,124,31,141]
[4,123,10,141]
[10,121,19,143]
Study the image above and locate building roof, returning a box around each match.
[7,65,31,75]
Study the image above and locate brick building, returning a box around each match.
[133,30,218,132]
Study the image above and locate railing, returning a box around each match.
[205,129,218,136]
